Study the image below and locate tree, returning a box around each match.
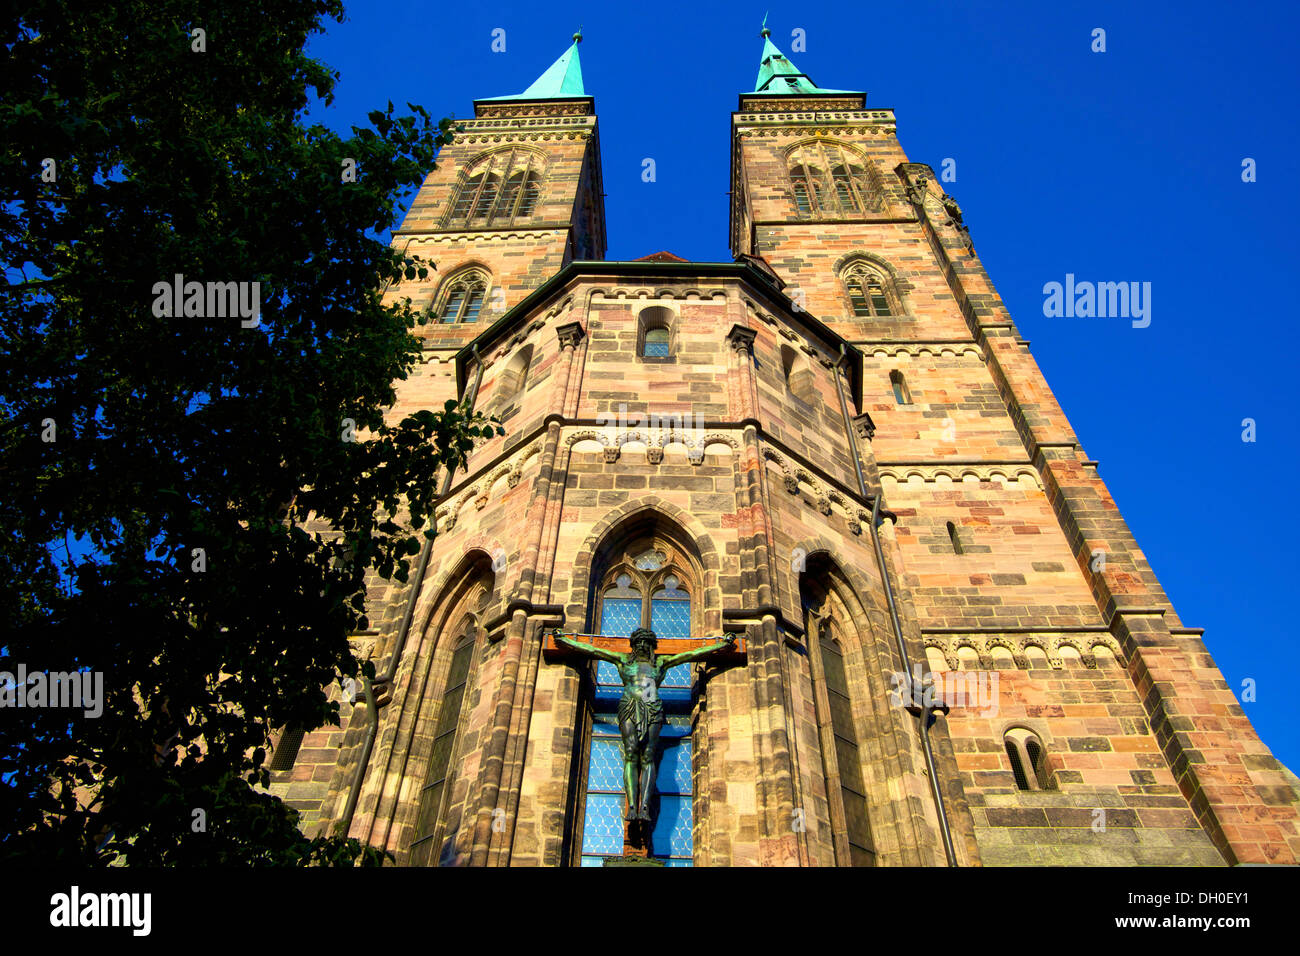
[0,0,499,864]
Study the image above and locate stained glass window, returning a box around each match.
[643,327,669,358]
[579,560,695,866]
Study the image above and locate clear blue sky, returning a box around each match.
[307,1,1300,772]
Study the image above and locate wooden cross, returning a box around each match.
[542,630,747,664]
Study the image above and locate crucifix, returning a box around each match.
[546,627,745,858]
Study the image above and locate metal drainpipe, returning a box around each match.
[338,344,486,841]
[834,344,958,867]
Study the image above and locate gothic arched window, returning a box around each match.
[408,565,493,866]
[788,143,879,218]
[499,170,541,218]
[790,164,825,215]
[447,149,545,226]
[841,261,899,317]
[801,568,877,866]
[578,538,697,866]
[433,268,489,324]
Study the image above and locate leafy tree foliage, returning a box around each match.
[0,0,499,863]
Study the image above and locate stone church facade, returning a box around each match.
[268,32,1300,866]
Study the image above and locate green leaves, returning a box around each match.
[0,0,471,866]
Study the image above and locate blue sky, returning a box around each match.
[307,1,1300,771]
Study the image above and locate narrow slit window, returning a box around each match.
[890,370,912,405]
[947,521,964,555]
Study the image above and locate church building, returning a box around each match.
[268,29,1300,866]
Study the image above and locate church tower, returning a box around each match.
[268,29,1300,867]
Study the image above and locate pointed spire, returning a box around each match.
[752,21,855,95]
[481,33,587,101]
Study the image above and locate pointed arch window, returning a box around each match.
[269,728,305,772]
[578,539,697,866]
[791,165,824,215]
[801,571,877,867]
[447,149,545,226]
[499,170,541,218]
[831,165,867,213]
[842,261,899,317]
[788,144,879,218]
[433,269,489,324]
[409,613,482,865]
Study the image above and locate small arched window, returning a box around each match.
[638,306,674,360]
[791,165,819,214]
[269,727,305,771]
[1004,728,1053,792]
[434,269,489,324]
[889,370,912,405]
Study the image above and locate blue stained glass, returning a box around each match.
[651,598,690,638]
[581,793,625,855]
[661,663,692,689]
[587,737,624,792]
[601,598,641,638]
[653,794,693,858]
[657,739,693,791]
[595,660,620,687]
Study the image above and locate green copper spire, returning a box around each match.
[482,31,586,101]
[752,19,856,94]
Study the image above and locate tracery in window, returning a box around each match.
[787,142,880,217]
[578,534,699,866]
[841,260,900,318]
[446,148,545,226]
[433,268,489,324]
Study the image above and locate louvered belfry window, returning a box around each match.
[447,148,544,225]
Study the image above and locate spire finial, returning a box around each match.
[760,11,770,38]
[573,26,582,43]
